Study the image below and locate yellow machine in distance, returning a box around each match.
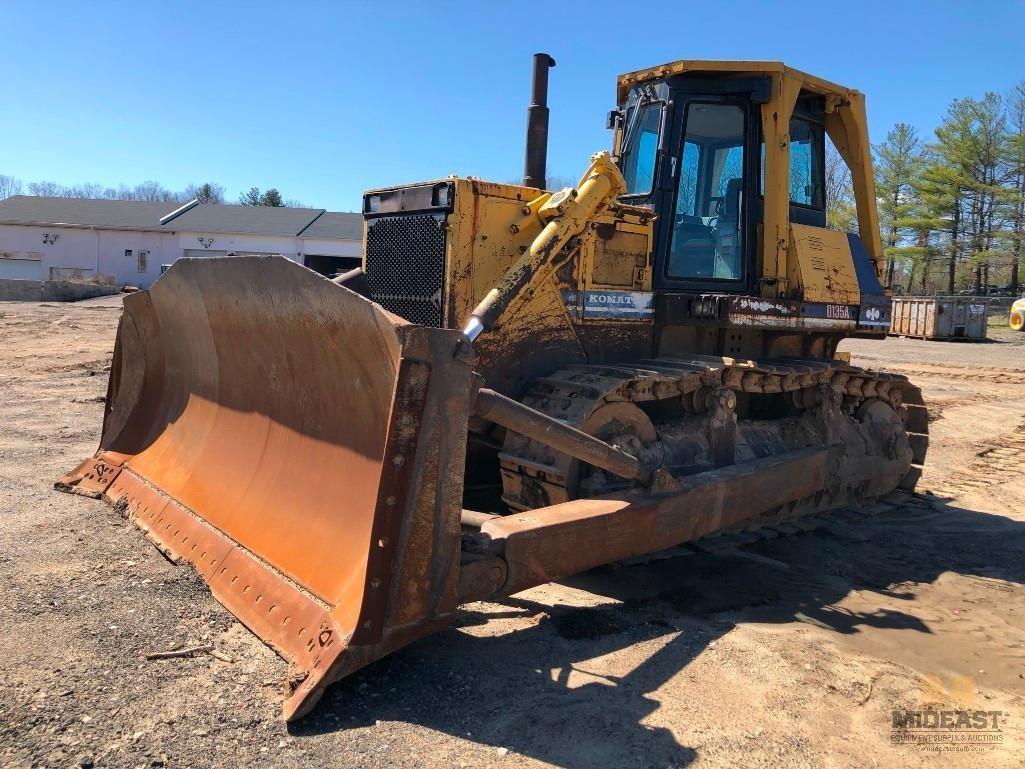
[1011,297,1025,331]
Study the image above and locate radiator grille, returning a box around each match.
[365,213,446,327]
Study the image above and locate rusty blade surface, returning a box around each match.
[58,256,473,720]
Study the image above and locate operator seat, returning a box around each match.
[669,215,716,278]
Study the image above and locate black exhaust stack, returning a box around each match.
[523,53,556,190]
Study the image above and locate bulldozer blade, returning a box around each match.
[57,256,474,720]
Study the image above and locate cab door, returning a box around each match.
[653,77,768,293]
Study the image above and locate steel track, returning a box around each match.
[500,354,929,514]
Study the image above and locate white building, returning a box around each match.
[0,196,363,288]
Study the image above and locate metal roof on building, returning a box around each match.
[298,211,364,240]
[0,196,178,230]
[162,202,322,236]
[0,196,363,239]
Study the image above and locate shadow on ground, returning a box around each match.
[291,494,1025,768]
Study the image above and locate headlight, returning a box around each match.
[692,298,718,318]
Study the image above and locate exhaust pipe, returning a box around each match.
[523,53,556,190]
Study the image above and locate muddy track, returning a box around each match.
[501,355,925,512]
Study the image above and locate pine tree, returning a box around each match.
[1003,82,1025,293]
[238,187,286,206]
[185,182,226,204]
[239,187,262,206]
[933,95,1008,292]
[874,124,924,288]
[259,188,284,207]
[913,156,966,294]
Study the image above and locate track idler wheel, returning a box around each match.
[572,402,657,497]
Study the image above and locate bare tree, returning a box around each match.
[66,183,107,199]
[825,141,857,233]
[27,180,65,197]
[132,181,176,202]
[12,176,239,206]
[544,175,578,190]
[0,174,23,199]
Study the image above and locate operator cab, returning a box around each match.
[615,75,827,294]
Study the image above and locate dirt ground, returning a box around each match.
[2,296,1024,769]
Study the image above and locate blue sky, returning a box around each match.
[2,1,1022,211]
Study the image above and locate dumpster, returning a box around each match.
[890,297,988,340]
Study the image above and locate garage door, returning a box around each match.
[0,257,44,280]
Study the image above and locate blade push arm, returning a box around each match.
[461,151,627,341]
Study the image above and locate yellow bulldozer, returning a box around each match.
[59,56,928,720]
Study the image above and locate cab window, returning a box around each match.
[667,102,746,281]
[759,116,825,208]
[620,102,662,195]
[789,117,824,207]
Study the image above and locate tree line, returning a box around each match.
[0,176,307,208]
[829,82,1025,296]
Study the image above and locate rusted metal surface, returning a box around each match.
[460,509,501,529]
[57,456,122,498]
[58,256,474,721]
[480,447,826,596]
[458,554,508,602]
[475,387,646,482]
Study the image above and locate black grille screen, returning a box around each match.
[365,213,446,327]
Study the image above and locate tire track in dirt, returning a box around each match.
[866,365,1021,384]
[927,418,1025,496]
[925,393,1004,423]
